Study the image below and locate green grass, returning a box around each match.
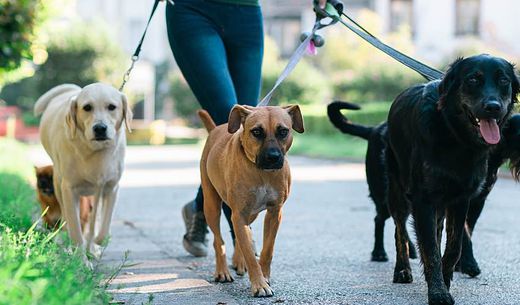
[291,133,368,159]
[288,101,390,159]
[0,138,112,305]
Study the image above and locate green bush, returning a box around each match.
[261,36,332,106]
[315,10,424,104]
[300,101,391,135]
[0,21,125,123]
[0,0,44,74]
[169,72,200,126]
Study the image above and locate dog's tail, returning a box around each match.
[327,101,373,140]
[197,109,217,132]
[34,84,80,116]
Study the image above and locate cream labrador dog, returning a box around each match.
[34,83,131,261]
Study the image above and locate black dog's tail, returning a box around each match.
[327,101,373,140]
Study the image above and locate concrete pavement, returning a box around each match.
[30,145,520,304]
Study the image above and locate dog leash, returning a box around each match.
[119,0,174,91]
[257,3,339,107]
[321,2,444,81]
[338,12,443,81]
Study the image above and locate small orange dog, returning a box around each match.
[35,165,93,230]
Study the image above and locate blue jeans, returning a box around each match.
[166,0,264,236]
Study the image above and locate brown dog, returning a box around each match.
[35,165,93,231]
[199,104,304,297]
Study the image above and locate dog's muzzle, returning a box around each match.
[93,123,108,141]
[482,100,502,118]
[257,148,284,170]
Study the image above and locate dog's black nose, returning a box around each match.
[93,123,107,137]
[483,101,501,115]
[265,148,282,163]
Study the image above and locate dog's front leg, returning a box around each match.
[442,201,470,289]
[60,182,85,248]
[259,207,282,282]
[94,184,119,246]
[232,212,273,297]
[85,191,101,258]
[413,197,454,305]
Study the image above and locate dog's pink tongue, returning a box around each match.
[479,119,500,144]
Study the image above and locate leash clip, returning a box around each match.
[313,0,343,29]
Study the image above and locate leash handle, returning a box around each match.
[314,0,343,18]
[119,0,162,91]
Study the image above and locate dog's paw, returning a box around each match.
[250,278,273,297]
[428,290,454,305]
[214,268,234,283]
[81,254,94,270]
[87,243,103,260]
[455,257,481,277]
[232,251,247,276]
[371,250,389,262]
[393,268,413,283]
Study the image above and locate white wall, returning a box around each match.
[413,0,456,62]
[375,0,520,63]
[480,0,520,54]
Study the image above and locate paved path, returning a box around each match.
[30,145,520,305]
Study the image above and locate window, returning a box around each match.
[456,0,480,36]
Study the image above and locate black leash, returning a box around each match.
[339,12,444,81]
[119,0,164,91]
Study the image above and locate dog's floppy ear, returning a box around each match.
[118,93,133,133]
[510,68,519,104]
[65,95,78,139]
[283,104,304,133]
[438,57,465,110]
[228,104,252,133]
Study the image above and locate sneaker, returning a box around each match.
[182,201,208,257]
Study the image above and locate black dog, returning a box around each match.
[386,55,518,305]
[328,101,520,278]
[327,101,418,262]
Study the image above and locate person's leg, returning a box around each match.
[166,1,238,126]
[222,5,264,107]
[166,0,238,256]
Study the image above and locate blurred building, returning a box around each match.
[262,0,520,60]
[375,0,520,61]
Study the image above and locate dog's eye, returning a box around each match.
[498,77,510,86]
[250,128,265,139]
[277,128,289,139]
[83,104,92,112]
[108,104,116,111]
[467,77,479,85]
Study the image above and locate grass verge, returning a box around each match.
[291,133,368,159]
[0,138,111,305]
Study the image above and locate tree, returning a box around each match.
[0,0,44,75]
[0,21,126,124]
